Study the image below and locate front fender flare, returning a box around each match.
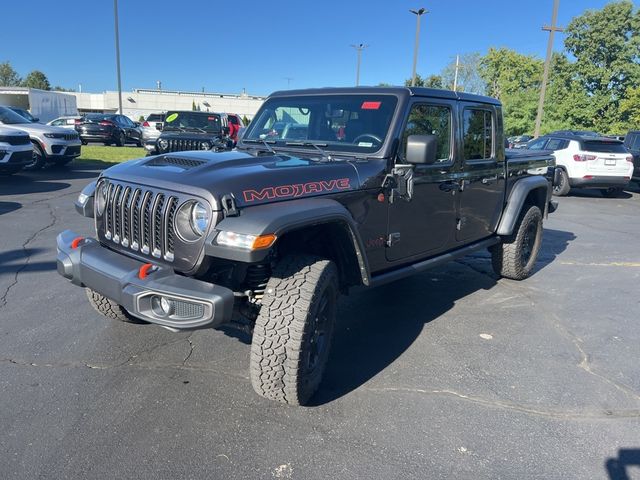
[204,198,371,284]
[496,176,550,236]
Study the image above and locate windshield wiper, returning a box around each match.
[285,141,333,161]
[183,126,208,134]
[242,138,277,154]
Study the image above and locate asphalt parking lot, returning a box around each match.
[1,164,639,479]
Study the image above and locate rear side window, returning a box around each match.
[147,114,164,122]
[625,133,640,150]
[463,109,493,160]
[581,140,627,154]
[545,138,566,150]
[526,138,547,150]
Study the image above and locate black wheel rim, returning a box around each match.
[521,221,538,265]
[26,149,40,168]
[305,289,333,375]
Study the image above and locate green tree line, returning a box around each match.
[0,62,72,92]
[405,1,639,136]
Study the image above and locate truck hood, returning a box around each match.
[101,150,385,210]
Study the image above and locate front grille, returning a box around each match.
[101,182,179,263]
[0,135,30,146]
[168,139,206,152]
[8,150,33,164]
[63,133,79,141]
[97,179,211,272]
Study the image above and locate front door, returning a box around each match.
[386,100,459,262]
[456,104,505,242]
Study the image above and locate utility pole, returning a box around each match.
[410,8,428,87]
[114,0,123,115]
[534,0,563,138]
[284,77,293,89]
[350,44,368,86]
[453,54,460,91]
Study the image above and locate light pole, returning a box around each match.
[350,44,368,86]
[114,0,123,114]
[534,0,563,138]
[284,77,293,89]
[410,8,428,87]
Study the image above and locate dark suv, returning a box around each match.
[624,130,640,180]
[76,114,143,146]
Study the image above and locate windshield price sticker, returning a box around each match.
[165,113,179,123]
[361,101,381,110]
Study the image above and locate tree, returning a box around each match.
[22,70,51,90]
[562,1,640,132]
[242,115,250,126]
[0,61,21,86]
[479,48,543,135]
[53,86,76,92]
[441,52,486,94]
[192,100,197,111]
[403,74,444,88]
[618,86,640,130]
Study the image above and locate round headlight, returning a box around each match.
[174,200,210,242]
[95,181,108,216]
[200,141,211,150]
[158,138,168,151]
[190,202,209,235]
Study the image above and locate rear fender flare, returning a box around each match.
[497,176,549,236]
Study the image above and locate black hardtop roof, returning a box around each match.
[268,86,501,106]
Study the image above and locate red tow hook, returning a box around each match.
[138,263,157,280]
[71,236,85,249]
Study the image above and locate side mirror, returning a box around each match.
[155,123,163,131]
[33,117,40,123]
[406,134,438,165]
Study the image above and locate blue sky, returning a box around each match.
[4,0,622,96]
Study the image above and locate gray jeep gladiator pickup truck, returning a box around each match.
[57,87,557,405]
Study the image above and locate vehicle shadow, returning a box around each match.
[568,189,633,199]
[0,162,109,196]
[606,449,640,480]
[311,228,574,405]
[0,248,56,275]
[0,201,21,216]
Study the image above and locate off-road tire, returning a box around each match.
[24,142,46,171]
[552,168,570,196]
[491,204,543,280]
[250,254,339,405]
[85,288,139,323]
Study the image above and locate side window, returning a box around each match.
[545,138,564,150]
[463,109,493,160]
[401,103,452,163]
[632,135,640,150]
[527,138,547,150]
[51,119,63,126]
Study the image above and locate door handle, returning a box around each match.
[482,175,498,184]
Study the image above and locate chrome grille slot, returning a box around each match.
[96,179,210,271]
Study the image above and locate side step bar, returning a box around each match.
[367,236,500,289]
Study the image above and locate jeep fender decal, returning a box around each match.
[243,178,351,202]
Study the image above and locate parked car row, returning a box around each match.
[0,105,81,174]
[520,130,634,197]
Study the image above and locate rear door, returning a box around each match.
[385,99,458,261]
[456,104,505,242]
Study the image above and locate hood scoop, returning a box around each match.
[144,155,207,171]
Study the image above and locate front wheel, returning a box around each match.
[85,288,140,323]
[250,255,339,405]
[114,131,126,147]
[24,142,46,171]
[491,204,543,280]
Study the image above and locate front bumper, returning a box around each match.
[569,175,631,188]
[43,141,82,157]
[56,230,234,329]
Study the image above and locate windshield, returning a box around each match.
[242,94,398,155]
[162,111,221,132]
[0,106,31,125]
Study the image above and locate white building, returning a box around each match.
[0,87,77,123]
[72,88,265,121]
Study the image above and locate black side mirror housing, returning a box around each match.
[33,117,40,123]
[406,134,438,165]
[155,123,163,131]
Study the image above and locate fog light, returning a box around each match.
[151,295,175,317]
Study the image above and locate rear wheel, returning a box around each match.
[552,168,570,196]
[601,187,624,198]
[491,204,543,280]
[23,143,46,171]
[250,254,339,405]
[85,288,140,323]
[114,131,126,147]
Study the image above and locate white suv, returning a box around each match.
[0,106,82,170]
[527,133,633,197]
[0,126,33,175]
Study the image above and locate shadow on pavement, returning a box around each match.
[0,201,21,216]
[606,449,640,480]
[0,248,56,275]
[0,162,109,196]
[536,228,577,269]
